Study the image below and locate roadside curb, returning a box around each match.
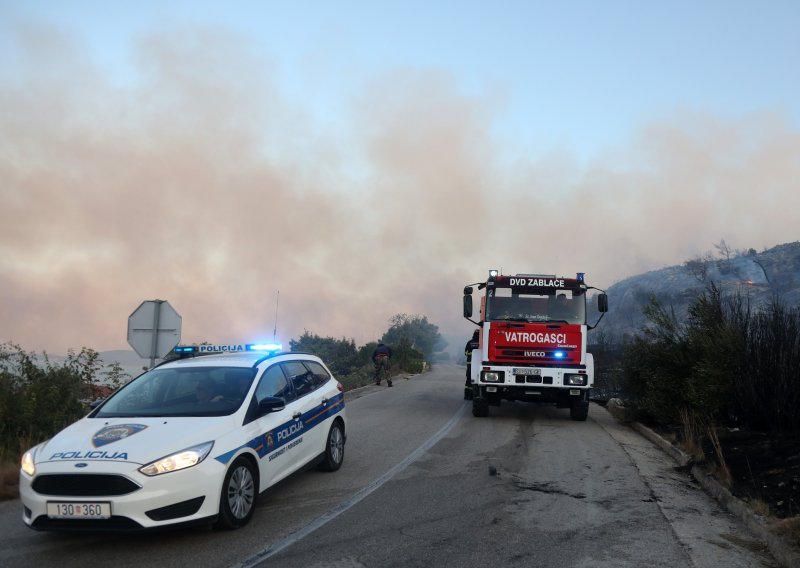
[631,421,800,568]
[344,373,421,402]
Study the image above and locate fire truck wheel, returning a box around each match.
[570,400,589,421]
[472,398,489,417]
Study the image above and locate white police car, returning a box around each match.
[19,344,347,531]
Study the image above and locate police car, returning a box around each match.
[19,343,347,531]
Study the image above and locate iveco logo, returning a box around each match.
[74,463,88,468]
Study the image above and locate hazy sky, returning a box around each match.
[2,0,799,355]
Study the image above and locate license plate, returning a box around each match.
[485,386,497,392]
[513,368,541,376]
[47,501,111,519]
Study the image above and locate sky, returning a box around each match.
[1,0,799,356]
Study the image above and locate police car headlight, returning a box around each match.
[482,371,503,383]
[139,441,214,476]
[21,448,36,477]
[565,373,587,386]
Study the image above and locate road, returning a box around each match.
[0,364,781,567]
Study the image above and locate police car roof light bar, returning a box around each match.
[172,343,283,358]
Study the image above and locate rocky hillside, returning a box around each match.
[596,241,800,344]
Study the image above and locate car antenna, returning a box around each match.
[273,290,280,341]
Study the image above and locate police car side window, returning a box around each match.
[303,361,331,388]
[282,361,315,398]
[255,365,295,403]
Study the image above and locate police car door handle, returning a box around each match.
[321,398,329,406]
[292,412,301,420]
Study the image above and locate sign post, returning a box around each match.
[127,300,182,368]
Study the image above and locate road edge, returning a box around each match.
[629,419,800,568]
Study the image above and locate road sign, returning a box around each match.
[127,300,182,364]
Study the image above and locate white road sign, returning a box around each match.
[127,300,182,361]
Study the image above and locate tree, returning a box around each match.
[714,239,733,261]
[289,331,360,376]
[381,314,446,357]
[684,252,714,283]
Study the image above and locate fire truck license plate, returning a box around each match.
[513,368,541,376]
[47,501,111,519]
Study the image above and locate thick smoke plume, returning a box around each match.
[2,25,798,354]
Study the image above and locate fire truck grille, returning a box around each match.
[494,346,580,366]
[32,474,141,496]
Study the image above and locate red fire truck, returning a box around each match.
[463,271,608,420]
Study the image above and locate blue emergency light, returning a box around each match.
[553,351,566,359]
[576,272,585,284]
[247,343,282,352]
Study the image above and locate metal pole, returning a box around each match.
[149,300,163,369]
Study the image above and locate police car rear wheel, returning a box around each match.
[215,457,257,530]
[318,420,345,472]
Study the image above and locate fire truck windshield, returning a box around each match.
[486,287,586,324]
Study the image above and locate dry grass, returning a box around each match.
[747,497,772,517]
[770,517,800,549]
[678,408,706,462]
[707,426,733,487]
[0,461,20,501]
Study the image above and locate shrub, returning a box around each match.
[0,344,108,462]
[620,284,800,433]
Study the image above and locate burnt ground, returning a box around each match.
[707,428,800,520]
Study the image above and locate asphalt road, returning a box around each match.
[0,364,781,568]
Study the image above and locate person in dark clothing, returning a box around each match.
[372,341,393,387]
[464,329,480,400]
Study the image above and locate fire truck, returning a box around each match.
[463,270,608,420]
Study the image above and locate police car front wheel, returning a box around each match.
[215,457,258,530]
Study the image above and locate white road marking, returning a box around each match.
[232,402,468,568]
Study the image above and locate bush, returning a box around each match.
[620,284,800,432]
[290,333,426,388]
[0,344,115,462]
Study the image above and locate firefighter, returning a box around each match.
[464,329,479,400]
[372,341,393,387]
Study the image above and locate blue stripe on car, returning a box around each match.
[213,392,344,465]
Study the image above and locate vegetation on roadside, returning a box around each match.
[621,282,800,433]
[611,282,800,522]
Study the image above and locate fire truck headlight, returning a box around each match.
[482,371,503,383]
[564,374,587,386]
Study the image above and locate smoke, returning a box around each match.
[2,23,798,354]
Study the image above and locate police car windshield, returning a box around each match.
[95,366,256,418]
[487,288,586,324]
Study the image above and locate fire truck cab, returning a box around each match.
[463,271,608,420]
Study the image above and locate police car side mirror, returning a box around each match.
[258,396,286,414]
[597,293,609,313]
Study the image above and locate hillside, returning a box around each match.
[598,241,800,343]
